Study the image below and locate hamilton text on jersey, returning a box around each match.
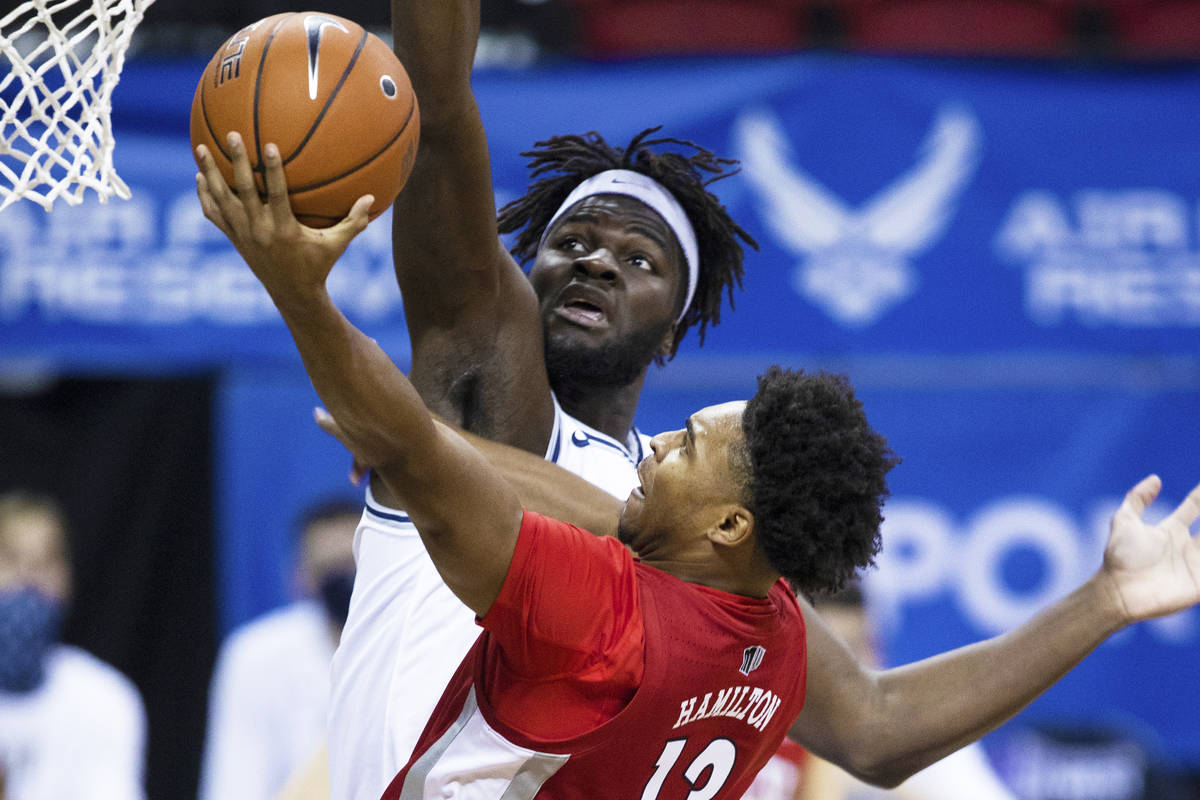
[672,685,784,732]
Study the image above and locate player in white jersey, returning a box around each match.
[322,3,753,795]
[328,399,651,800]
[199,1,752,795]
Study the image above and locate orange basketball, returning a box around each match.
[190,11,419,227]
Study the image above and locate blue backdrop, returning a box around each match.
[1,52,1197,767]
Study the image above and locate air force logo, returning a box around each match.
[734,106,982,326]
[740,645,766,676]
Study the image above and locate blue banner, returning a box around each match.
[3,54,1199,365]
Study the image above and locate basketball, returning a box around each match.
[190,12,419,227]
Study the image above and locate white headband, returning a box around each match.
[542,169,699,324]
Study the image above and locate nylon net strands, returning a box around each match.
[0,0,155,212]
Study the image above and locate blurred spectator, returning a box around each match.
[798,583,1019,800]
[197,500,359,800]
[742,582,1019,799]
[0,490,147,800]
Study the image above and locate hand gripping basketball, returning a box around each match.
[190,11,419,227]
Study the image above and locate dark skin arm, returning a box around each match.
[196,137,520,615]
[790,577,1114,785]
[316,407,622,538]
[386,0,555,455]
[790,473,1200,785]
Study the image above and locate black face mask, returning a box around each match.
[317,571,355,629]
[0,587,62,694]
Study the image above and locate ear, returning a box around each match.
[655,323,677,361]
[708,505,755,549]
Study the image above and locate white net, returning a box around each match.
[0,0,155,212]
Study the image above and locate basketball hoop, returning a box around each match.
[0,0,155,212]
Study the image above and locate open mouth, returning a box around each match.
[556,296,608,327]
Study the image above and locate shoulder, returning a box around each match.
[48,645,145,727]
[549,405,645,500]
[516,513,628,563]
[769,580,804,620]
[226,601,327,643]
[518,511,629,557]
[493,511,635,608]
[216,602,330,667]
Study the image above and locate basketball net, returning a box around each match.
[0,0,155,212]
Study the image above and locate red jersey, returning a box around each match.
[381,511,807,800]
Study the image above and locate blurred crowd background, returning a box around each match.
[130,0,1200,63]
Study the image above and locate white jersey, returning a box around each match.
[0,645,146,800]
[328,399,650,800]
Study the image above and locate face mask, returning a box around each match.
[317,571,355,629]
[0,587,62,694]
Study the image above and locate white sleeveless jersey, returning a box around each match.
[327,399,650,800]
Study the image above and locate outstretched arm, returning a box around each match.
[317,409,623,538]
[389,0,507,317]
[386,0,553,453]
[196,135,521,616]
[791,474,1200,787]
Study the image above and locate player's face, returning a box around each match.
[618,401,748,558]
[529,195,685,387]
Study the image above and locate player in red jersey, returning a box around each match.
[381,505,808,800]
[196,132,1200,799]
[196,138,896,797]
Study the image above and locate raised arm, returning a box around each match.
[389,0,506,316]
[791,474,1200,787]
[196,135,521,616]
[386,0,553,452]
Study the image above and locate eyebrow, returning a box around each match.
[555,214,671,252]
[625,222,671,252]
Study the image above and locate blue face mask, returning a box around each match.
[317,571,355,630]
[0,587,63,694]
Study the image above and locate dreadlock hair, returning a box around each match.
[497,127,757,359]
[740,367,900,598]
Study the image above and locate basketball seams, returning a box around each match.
[287,95,416,195]
[281,29,369,168]
[190,11,419,227]
[198,78,232,165]
[252,15,293,185]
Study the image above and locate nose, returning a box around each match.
[648,429,683,461]
[573,248,619,283]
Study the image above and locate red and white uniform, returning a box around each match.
[382,511,807,800]
[329,400,651,800]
